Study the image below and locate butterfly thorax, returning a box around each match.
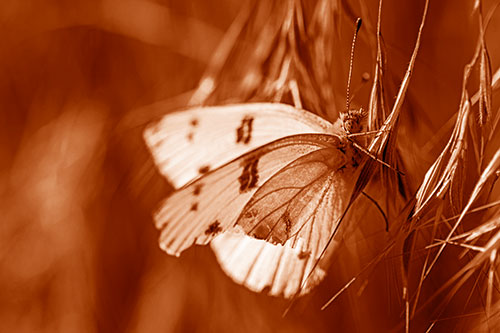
[334,108,366,169]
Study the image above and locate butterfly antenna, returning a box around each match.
[346,18,362,111]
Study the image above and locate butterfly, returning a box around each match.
[143,102,368,298]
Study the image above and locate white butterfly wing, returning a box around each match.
[211,232,336,298]
[144,103,336,188]
[155,134,340,257]
[211,145,360,297]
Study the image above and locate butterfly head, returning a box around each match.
[340,108,366,134]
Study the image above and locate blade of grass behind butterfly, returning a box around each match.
[257,1,296,101]
[407,97,472,318]
[418,64,500,161]
[418,1,500,156]
[439,147,500,261]
[446,201,500,243]
[260,0,335,116]
[350,0,428,285]
[206,1,288,104]
[411,5,500,282]
[261,0,310,106]
[364,0,429,327]
[465,1,500,174]
[478,4,493,125]
[367,0,388,133]
[307,0,341,116]
[486,66,500,142]
[358,0,429,247]
[399,202,500,327]
[321,201,423,332]
[446,222,500,322]
[413,96,471,218]
[407,150,500,323]
[366,0,430,158]
[411,26,487,219]
[191,0,338,115]
[207,0,326,115]
[193,0,300,105]
[419,148,500,305]
[365,0,406,222]
[320,222,409,311]
[365,0,388,157]
[470,0,494,172]
[467,211,500,329]
[188,0,253,105]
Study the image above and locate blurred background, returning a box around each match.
[0,0,499,332]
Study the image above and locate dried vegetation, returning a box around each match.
[1,0,500,332]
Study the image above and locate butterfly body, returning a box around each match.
[144,103,366,297]
[340,109,366,135]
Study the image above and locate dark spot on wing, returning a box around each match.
[238,157,259,193]
[242,208,259,220]
[264,212,292,244]
[236,116,254,144]
[283,212,292,239]
[252,224,270,240]
[245,210,295,245]
[198,165,210,174]
[190,202,198,211]
[190,118,199,127]
[298,250,311,260]
[193,183,203,196]
[205,220,222,235]
[187,132,194,141]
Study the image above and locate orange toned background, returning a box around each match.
[1,1,499,332]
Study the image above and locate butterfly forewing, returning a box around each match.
[155,134,341,257]
[144,103,336,188]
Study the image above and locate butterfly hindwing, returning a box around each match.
[209,142,360,297]
[211,232,334,298]
[238,146,347,245]
[155,134,341,257]
[144,103,336,189]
